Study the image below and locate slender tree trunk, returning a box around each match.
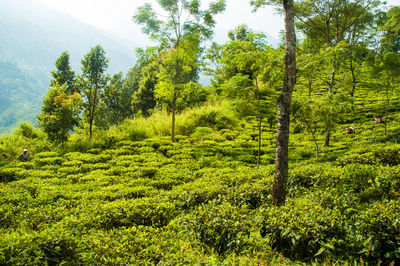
[255,78,261,169]
[308,77,312,98]
[89,116,93,138]
[87,84,93,138]
[90,85,98,138]
[305,121,319,159]
[171,94,176,142]
[384,78,390,136]
[350,53,356,97]
[328,64,335,94]
[272,0,296,206]
[171,58,180,143]
[324,131,330,147]
[312,132,319,159]
[258,116,261,169]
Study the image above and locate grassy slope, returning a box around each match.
[0,90,399,264]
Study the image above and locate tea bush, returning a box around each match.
[260,196,348,261]
[84,197,178,230]
[0,229,78,265]
[355,200,400,264]
[0,166,26,182]
[374,145,400,166]
[174,201,252,255]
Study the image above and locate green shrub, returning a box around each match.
[87,148,102,154]
[149,178,184,190]
[0,167,26,182]
[34,151,60,158]
[58,166,82,175]
[229,180,271,209]
[260,153,275,164]
[81,162,111,173]
[64,152,111,164]
[337,152,377,166]
[13,122,43,139]
[174,201,252,255]
[0,229,78,265]
[166,178,228,209]
[61,160,83,167]
[356,200,400,264]
[374,145,400,166]
[78,226,213,265]
[156,166,197,183]
[221,129,237,140]
[340,164,378,193]
[34,157,64,167]
[87,197,178,229]
[23,170,56,179]
[287,164,323,192]
[260,196,347,261]
[84,185,158,201]
[138,166,158,178]
[193,110,237,130]
[192,127,214,139]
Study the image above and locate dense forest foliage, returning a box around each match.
[0,0,399,264]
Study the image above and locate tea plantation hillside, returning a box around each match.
[0,92,400,264]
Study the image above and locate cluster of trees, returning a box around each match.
[38,0,399,204]
[37,46,129,143]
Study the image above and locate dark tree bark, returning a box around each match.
[258,116,262,169]
[171,95,176,142]
[272,0,297,206]
[350,53,356,97]
[384,77,391,136]
[324,131,330,147]
[328,64,335,94]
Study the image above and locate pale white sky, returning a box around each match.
[35,0,399,46]
[36,0,284,41]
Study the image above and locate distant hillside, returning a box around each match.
[0,0,138,133]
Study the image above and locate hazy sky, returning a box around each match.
[36,0,284,39]
[36,0,399,46]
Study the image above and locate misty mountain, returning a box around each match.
[0,0,138,133]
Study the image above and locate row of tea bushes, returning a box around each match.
[0,120,400,263]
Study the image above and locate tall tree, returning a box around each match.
[156,35,201,141]
[272,0,297,205]
[51,51,76,94]
[133,0,226,141]
[80,45,109,138]
[252,0,297,205]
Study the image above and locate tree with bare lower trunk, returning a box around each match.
[272,0,296,206]
[252,0,297,205]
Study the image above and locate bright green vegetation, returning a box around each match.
[1,0,400,264]
[0,89,400,264]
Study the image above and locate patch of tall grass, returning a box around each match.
[64,101,239,152]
